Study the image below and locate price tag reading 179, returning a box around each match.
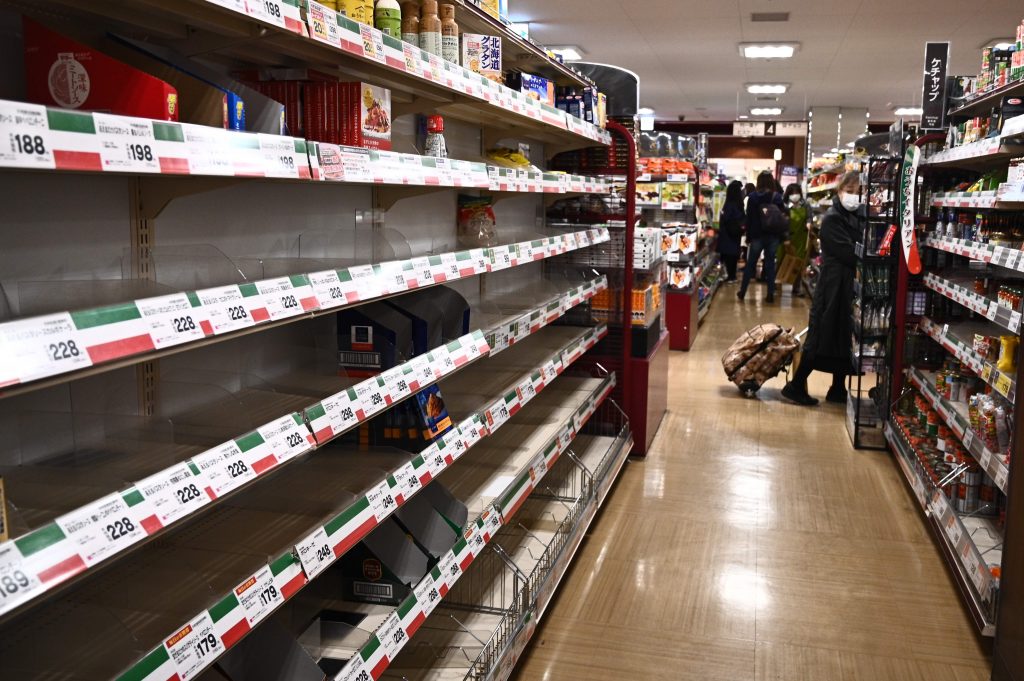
[164,611,220,681]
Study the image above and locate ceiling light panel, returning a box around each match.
[746,83,789,94]
[750,12,790,22]
[739,43,798,59]
[750,107,783,116]
[893,107,923,116]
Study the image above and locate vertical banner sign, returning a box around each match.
[900,145,922,274]
[921,42,950,130]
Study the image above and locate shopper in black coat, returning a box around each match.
[782,171,865,406]
[717,180,744,281]
[737,171,788,303]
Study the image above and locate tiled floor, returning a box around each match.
[511,284,992,680]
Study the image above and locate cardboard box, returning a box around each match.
[462,33,502,82]
[342,82,391,150]
[22,18,178,121]
[518,72,554,106]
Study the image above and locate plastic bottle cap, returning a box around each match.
[427,115,445,133]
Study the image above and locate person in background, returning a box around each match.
[737,171,788,304]
[717,180,745,282]
[778,183,810,296]
[782,171,865,406]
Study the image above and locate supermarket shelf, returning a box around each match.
[0,100,611,196]
[0,227,609,399]
[0,322,606,681]
[0,278,605,625]
[922,124,1024,170]
[948,78,1024,119]
[12,1,609,151]
[329,372,614,679]
[923,233,1024,273]
[907,366,1010,494]
[807,180,838,195]
[930,190,1024,210]
[885,419,998,636]
[807,162,846,179]
[452,0,593,87]
[919,316,1016,402]
[923,272,1022,335]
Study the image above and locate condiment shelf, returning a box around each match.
[930,190,1024,210]
[0,227,609,397]
[13,1,610,150]
[924,233,1024,273]
[923,272,1023,334]
[0,319,606,681]
[907,366,1010,494]
[327,374,620,681]
[922,121,1024,170]
[885,419,1000,636]
[948,78,1024,119]
[919,317,1017,402]
[0,270,605,622]
[0,100,611,194]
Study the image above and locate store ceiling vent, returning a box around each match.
[751,12,789,22]
[755,96,780,102]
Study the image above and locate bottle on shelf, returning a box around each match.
[424,114,447,158]
[374,0,402,38]
[400,1,419,45]
[419,0,442,56]
[440,3,459,64]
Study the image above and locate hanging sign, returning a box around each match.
[920,42,950,130]
[900,145,922,274]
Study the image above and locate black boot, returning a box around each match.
[826,386,848,404]
[737,287,746,301]
[781,382,819,406]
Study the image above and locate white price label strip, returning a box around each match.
[54,492,149,567]
[295,527,334,579]
[0,312,92,386]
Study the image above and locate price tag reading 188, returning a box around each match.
[0,100,55,169]
[0,543,42,612]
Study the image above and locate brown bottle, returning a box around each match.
[419,0,441,56]
[440,3,459,64]
[400,1,419,45]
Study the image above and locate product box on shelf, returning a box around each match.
[507,71,555,106]
[345,82,392,150]
[462,33,502,83]
[22,18,178,121]
[338,302,414,378]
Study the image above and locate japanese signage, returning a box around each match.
[921,42,950,130]
[730,121,808,137]
[899,145,922,274]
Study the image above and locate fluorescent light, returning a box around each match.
[750,107,783,116]
[738,114,749,119]
[739,43,798,59]
[746,83,789,94]
[510,22,530,39]
[637,107,655,115]
[549,45,585,61]
[893,106,923,116]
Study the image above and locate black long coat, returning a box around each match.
[802,196,864,374]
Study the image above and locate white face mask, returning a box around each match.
[839,192,861,211]
[787,194,801,203]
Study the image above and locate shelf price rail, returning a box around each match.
[0,100,611,193]
[906,366,1011,493]
[924,234,1024,274]
[0,227,609,396]
[105,324,607,681]
[0,271,606,622]
[332,374,617,681]
[919,317,1017,402]
[923,272,1022,335]
[885,420,998,635]
[921,114,1024,169]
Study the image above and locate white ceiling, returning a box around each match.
[509,0,1023,122]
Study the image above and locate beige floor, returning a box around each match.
[511,284,993,681]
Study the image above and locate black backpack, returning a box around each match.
[759,194,789,236]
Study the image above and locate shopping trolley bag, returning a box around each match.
[721,323,803,394]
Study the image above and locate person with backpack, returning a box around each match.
[737,171,789,303]
[717,180,745,282]
[781,171,865,406]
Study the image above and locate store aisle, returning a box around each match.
[512,286,992,681]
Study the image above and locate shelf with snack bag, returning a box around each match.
[919,317,1016,403]
[0,317,606,681]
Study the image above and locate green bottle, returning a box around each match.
[374,0,402,38]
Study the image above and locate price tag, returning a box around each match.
[295,527,334,579]
[995,464,1009,491]
[490,245,512,271]
[518,376,537,403]
[306,1,341,46]
[249,0,288,29]
[434,346,457,375]
[258,414,310,463]
[164,612,221,680]
[393,461,422,500]
[437,551,461,588]
[135,463,212,525]
[962,429,975,451]
[422,442,446,477]
[367,480,397,521]
[93,113,161,173]
[408,353,437,388]
[413,576,441,616]
[50,492,145,568]
[257,133,307,178]
[383,366,411,400]
[0,100,56,169]
[1011,311,1021,333]
[359,24,386,63]
[233,565,281,627]
[308,269,347,309]
[459,417,484,449]
[0,544,41,613]
[982,365,994,382]
[378,612,407,660]
[190,441,253,499]
[402,43,423,76]
[194,285,255,335]
[0,312,92,385]
[134,293,205,349]
[355,378,388,417]
[466,523,486,557]
[323,389,360,435]
[996,372,1013,397]
[337,657,371,681]
[444,426,467,460]
[254,278,304,321]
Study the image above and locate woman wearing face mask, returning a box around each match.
[777,183,810,294]
[782,171,864,406]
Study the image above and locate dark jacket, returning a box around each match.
[745,190,787,241]
[802,195,864,373]
[717,202,744,256]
